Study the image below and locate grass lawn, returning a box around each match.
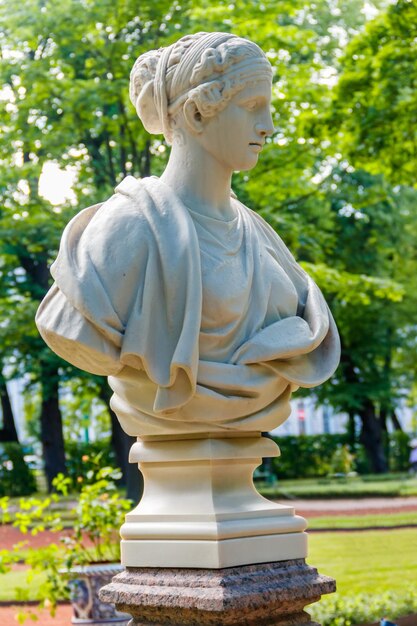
[1,527,416,603]
[260,474,417,499]
[0,567,47,602]
[308,528,417,596]
[308,510,417,530]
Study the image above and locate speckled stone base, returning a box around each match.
[99,559,335,625]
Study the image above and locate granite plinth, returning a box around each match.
[99,558,335,625]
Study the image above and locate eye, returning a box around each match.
[244,100,258,111]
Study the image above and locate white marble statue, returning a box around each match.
[36,32,340,439]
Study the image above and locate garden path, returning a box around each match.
[0,603,72,625]
[290,496,417,517]
[1,496,416,549]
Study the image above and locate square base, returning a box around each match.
[100,559,336,625]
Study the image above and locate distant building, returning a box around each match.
[4,379,416,442]
[6,378,26,441]
[270,397,348,437]
[271,396,415,437]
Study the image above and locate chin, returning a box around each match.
[233,156,259,172]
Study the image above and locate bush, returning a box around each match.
[65,441,117,492]
[329,445,355,475]
[352,444,372,475]
[310,589,417,626]
[388,431,411,472]
[271,434,350,479]
[0,462,132,619]
[270,432,413,480]
[0,442,36,496]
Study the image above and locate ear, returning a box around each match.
[183,99,204,134]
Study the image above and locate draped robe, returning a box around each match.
[36,176,340,436]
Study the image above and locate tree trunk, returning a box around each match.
[98,381,143,502]
[109,409,143,503]
[141,140,152,178]
[379,408,388,433]
[359,400,388,473]
[347,409,356,447]
[390,411,403,432]
[40,361,67,491]
[0,369,19,443]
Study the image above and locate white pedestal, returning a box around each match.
[120,433,307,568]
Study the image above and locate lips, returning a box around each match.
[249,142,263,152]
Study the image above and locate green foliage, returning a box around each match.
[261,475,417,499]
[309,166,417,472]
[49,462,132,565]
[332,0,417,186]
[60,378,112,442]
[0,459,132,617]
[311,588,417,626]
[68,466,131,564]
[0,0,415,478]
[352,444,373,476]
[308,510,417,530]
[65,441,116,492]
[388,431,412,473]
[271,433,413,480]
[314,171,416,413]
[0,0,186,483]
[309,528,417,596]
[301,261,404,308]
[272,434,350,479]
[329,445,355,476]
[0,443,36,496]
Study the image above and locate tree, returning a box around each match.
[0,0,184,489]
[311,168,417,471]
[332,0,417,186]
[0,367,19,442]
[319,0,417,470]
[0,0,414,481]
[198,0,417,471]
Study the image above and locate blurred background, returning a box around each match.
[1,0,416,494]
[0,2,416,623]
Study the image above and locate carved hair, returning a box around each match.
[129,32,272,144]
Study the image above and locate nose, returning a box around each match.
[255,113,274,138]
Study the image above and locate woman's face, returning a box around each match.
[196,78,274,172]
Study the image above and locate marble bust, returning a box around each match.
[36,31,341,571]
[36,31,340,439]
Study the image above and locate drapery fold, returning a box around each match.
[36,176,340,435]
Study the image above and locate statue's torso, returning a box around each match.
[190,202,298,364]
[36,176,340,438]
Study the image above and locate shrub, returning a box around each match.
[270,432,413,479]
[65,440,117,491]
[329,445,355,475]
[0,442,36,496]
[388,431,411,472]
[310,589,417,626]
[271,434,350,479]
[352,444,372,475]
[0,460,132,619]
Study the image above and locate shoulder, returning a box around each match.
[60,177,155,257]
[52,178,155,284]
[86,177,153,235]
[51,179,159,323]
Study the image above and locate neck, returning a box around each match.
[160,134,234,220]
